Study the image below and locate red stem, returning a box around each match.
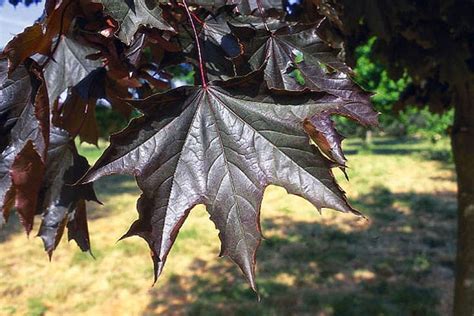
[182,0,207,88]
[177,3,204,24]
[256,0,269,31]
[191,12,204,25]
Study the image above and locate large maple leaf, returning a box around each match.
[82,73,377,289]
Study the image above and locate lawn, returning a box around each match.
[0,137,456,316]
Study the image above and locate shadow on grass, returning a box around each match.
[343,148,453,164]
[344,138,452,163]
[347,137,425,147]
[143,187,456,316]
[88,174,139,220]
[94,174,138,197]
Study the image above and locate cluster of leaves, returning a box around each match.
[0,0,377,290]
[343,38,453,140]
[311,0,474,112]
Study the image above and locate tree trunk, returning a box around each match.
[453,81,474,316]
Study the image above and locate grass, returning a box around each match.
[0,136,456,315]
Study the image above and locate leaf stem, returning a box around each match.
[191,11,204,25]
[182,0,208,88]
[256,0,269,31]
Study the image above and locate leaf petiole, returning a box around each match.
[182,0,208,88]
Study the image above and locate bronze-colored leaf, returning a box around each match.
[82,72,376,290]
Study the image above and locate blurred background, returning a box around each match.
[0,1,456,315]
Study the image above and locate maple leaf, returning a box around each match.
[96,0,174,45]
[0,55,95,251]
[231,19,355,93]
[56,69,106,145]
[1,0,79,73]
[42,37,102,105]
[10,141,45,230]
[202,12,242,58]
[0,0,384,293]
[81,73,376,289]
[0,60,32,151]
[0,60,49,232]
[2,24,51,74]
[229,20,379,164]
[67,199,91,252]
[37,127,98,257]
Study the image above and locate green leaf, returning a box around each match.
[289,68,306,85]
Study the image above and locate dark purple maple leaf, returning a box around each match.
[81,72,377,289]
[37,127,99,257]
[230,18,379,165]
[0,59,49,233]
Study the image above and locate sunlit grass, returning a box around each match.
[0,136,455,315]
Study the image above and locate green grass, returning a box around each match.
[0,136,456,315]
[76,139,107,164]
[26,298,47,316]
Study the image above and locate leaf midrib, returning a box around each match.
[204,89,257,264]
